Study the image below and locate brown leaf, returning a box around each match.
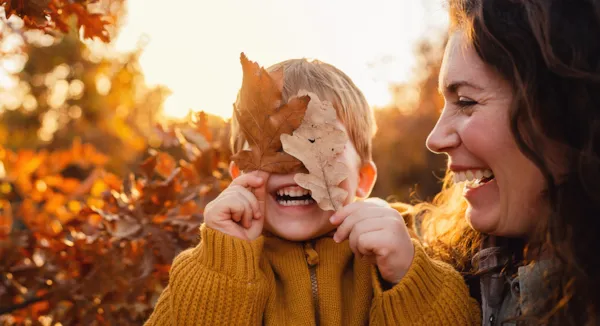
[155,153,176,179]
[0,200,12,238]
[194,111,213,142]
[3,0,50,26]
[231,53,310,173]
[69,3,110,42]
[281,91,349,211]
[140,155,157,179]
[180,128,210,152]
[105,217,142,240]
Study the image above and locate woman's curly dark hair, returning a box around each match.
[418,0,600,324]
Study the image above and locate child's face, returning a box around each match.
[265,119,376,241]
[232,119,377,242]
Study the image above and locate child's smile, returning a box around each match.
[273,185,316,207]
[264,174,329,241]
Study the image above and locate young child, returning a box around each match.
[145,58,479,325]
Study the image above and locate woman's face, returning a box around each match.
[427,31,549,237]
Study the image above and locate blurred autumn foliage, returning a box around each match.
[371,40,447,202]
[0,1,448,324]
[1,0,113,41]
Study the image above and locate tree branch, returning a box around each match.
[0,291,52,315]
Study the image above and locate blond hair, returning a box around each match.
[230,58,376,162]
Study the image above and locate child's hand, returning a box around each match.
[204,171,268,240]
[329,201,415,285]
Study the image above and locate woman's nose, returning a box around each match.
[426,111,460,154]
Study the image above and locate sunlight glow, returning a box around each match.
[115,0,449,119]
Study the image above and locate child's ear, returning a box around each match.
[355,161,377,199]
[229,161,241,179]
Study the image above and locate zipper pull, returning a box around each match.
[303,242,319,267]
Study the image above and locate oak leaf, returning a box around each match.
[280,91,349,211]
[231,53,310,173]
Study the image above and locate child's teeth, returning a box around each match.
[278,199,313,206]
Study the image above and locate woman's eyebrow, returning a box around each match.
[438,80,484,94]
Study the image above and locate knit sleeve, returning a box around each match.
[370,239,481,325]
[144,224,270,326]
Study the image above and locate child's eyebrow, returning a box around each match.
[438,80,484,95]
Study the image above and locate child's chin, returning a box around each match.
[265,221,335,242]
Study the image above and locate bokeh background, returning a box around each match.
[0,0,450,324]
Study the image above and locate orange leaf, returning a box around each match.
[178,200,198,216]
[231,53,310,173]
[155,153,177,179]
[140,155,157,179]
[0,200,13,237]
[3,0,50,27]
[195,111,213,141]
[69,3,110,42]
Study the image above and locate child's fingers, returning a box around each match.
[348,217,389,254]
[249,170,269,218]
[229,185,261,219]
[329,201,380,225]
[333,206,388,242]
[219,192,251,224]
[229,202,245,224]
[230,173,265,189]
[240,196,254,228]
[356,230,386,257]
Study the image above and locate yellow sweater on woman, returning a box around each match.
[145,224,480,325]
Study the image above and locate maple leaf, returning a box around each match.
[231,53,310,173]
[280,91,349,211]
[3,0,50,27]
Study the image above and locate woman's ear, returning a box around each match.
[229,161,241,179]
[355,161,377,199]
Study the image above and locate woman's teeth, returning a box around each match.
[276,186,314,206]
[453,169,494,189]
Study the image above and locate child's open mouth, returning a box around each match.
[273,185,315,207]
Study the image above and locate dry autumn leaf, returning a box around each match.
[281,91,349,211]
[231,53,310,173]
[0,200,13,238]
[2,0,50,26]
[69,3,110,42]
[1,0,112,41]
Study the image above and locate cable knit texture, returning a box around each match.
[145,223,480,325]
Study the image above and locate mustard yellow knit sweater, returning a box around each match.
[144,225,480,325]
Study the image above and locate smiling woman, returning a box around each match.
[114,0,447,119]
[416,0,600,324]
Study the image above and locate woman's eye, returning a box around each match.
[456,96,477,108]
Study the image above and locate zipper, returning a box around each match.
[304,241,320,325]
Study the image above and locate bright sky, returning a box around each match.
[115,0,448,119]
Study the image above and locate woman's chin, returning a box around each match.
[465,204,501,235]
